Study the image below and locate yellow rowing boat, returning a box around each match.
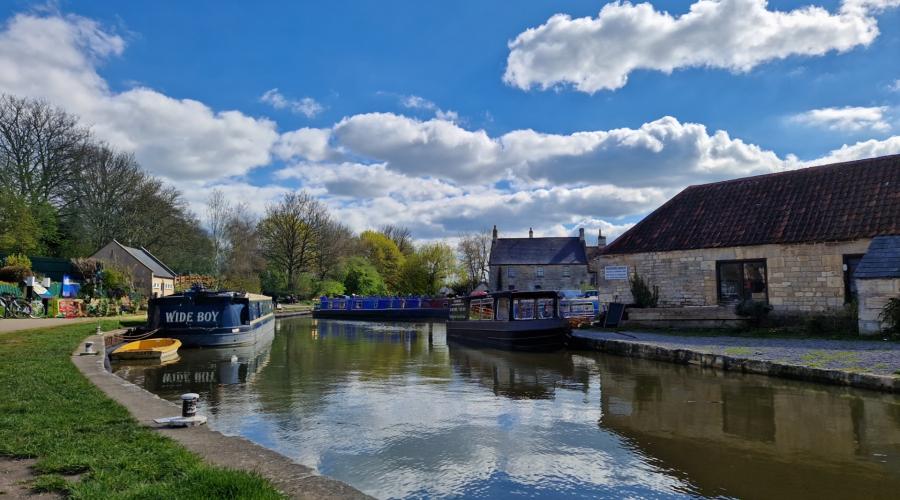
[111,338,181,362]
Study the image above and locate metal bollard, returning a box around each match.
[181,393,200,418]
[84,341,95,354]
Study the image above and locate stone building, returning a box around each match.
[92,240,177,298]
[855,235,900,334]
[593,154,900,324]
[488,226,598,291]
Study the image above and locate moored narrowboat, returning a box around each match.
[145,286,275,347]
[447,291,570,351]
[313,296,450,321]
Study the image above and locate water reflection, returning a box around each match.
[113,318,900,499]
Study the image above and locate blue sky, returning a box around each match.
[1,0,898,241]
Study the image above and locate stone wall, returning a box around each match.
[857,278,900,335]
[594,239,872,314]
[488,264,592,291]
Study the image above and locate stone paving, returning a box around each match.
[0,317,95,334]
[575,330,900,376]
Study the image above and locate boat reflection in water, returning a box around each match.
[448,341,590,400]
[112,323,276,404]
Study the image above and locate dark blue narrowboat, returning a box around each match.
[145,286,275,347]
[447,291,570,352]
[312,296,450,321]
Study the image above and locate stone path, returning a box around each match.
[575,330,900,376]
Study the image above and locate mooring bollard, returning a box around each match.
[181,393,200,418]
[83,341,95,354]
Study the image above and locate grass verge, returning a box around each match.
[0,319,284,498]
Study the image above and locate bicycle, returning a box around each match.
[0,293,42,318]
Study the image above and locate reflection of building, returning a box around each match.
[448,343,590,399]
[597,356,900,499]
[594,155,900,318]
[92,239,176,297]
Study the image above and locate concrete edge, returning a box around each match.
[274,310,312,319]
[569,334,900,394]
[71,330,371,500]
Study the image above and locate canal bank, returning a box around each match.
[571,330,900,393]
[73,327,369,500]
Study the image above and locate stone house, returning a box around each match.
[488,226,598,291]
[91,240,177,298]
[593,154,900,325]
[855,235,900,334]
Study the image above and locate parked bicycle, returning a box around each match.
[0,293,44,319]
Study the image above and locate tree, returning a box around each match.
[222,203,264,291]
[457,230,491,291]
[359,230,404,292]
[379,224,414,255]
[0,188,40,254]
[399,242,456,295]
[312,220,354,281]
[258,191,328,292]
[0,95,89,207]
[206,189,232,277]
[342,257,387,296]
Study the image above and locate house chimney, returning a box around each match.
[528,228,533,238]
[598,228,607,248]
[492,225,498,242]
[578,227,585,242]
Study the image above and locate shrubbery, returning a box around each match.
[735,299,773,327]
[880,298,900,335]
[0,253,32,283]
[629,271,659,308]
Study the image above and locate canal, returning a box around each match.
[113,317,900,499]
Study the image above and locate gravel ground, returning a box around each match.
[574,330,900,376]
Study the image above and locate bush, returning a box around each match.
[101,266,133,298]
[317,280,345,297]
[629,270,659,308]
[4,253,31,269]
[0,265,32,283]
[735,299,773,327]
[880,298,900,335]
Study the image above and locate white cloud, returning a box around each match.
[889,79,900,92]
[791,106,891,132]
[504,0,899,93]
[810,135,900,164]
[272,127,333,161]
[0,13,279,181]
[260,88,324,118]
[399,94,459,122]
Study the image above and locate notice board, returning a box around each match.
[604,302,625,328]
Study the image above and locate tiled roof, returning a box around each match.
[489,237,588,265]
[603,154,900,255]
[118,241,176,278]
[855,235,900,279]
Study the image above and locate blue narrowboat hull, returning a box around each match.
[154,314,275,347]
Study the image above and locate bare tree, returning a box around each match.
[457,230,491,291]
[222,202,264,290]
[313,219,353,281]
[206,189,232,277]
[379,224,414,255]
[0,95,90,206]
[258,191,328,292]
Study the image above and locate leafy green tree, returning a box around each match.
[360,230,404,292]
[342,257,387,296]
[0,190,40,254]
[316,280,345,297]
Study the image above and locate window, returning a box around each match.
[513,299,535,320]
[717,260,768,304]
[495,297,509,320]
[469,298,494,320]
[507,267,517,278]
[153,282,161,289]
[450,299,467,320]
[562,267,571,278]
[536,267,544,278]
[843,254,864,303]
[537,298,555,319]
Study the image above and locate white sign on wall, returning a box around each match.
[604,265,629,281]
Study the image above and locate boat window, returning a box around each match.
[537,298,555,319]
[450,300,467,320]
[495,297,509,321]
[513,299,534,320]
[472,298,494,320]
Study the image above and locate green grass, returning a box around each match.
[799,350,862,369]
[723,347,755,356]
[0,320,284,499]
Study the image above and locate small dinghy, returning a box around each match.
[111,338,181,362]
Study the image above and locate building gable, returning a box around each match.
[490,237,588,266]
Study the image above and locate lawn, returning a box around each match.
[0,319,284,498]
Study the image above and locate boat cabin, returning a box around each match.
[149,288,273,330]
[450,291,562,322]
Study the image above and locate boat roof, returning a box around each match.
[461,290,561,300]
[152,289,271,301]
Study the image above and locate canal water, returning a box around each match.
[113,318,900,499]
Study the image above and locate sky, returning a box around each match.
[1,0,898,244]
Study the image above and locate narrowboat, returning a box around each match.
[313,296,450,321]
[559,298,601,327]
[144,286,275,347]
[447,291,570,351]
